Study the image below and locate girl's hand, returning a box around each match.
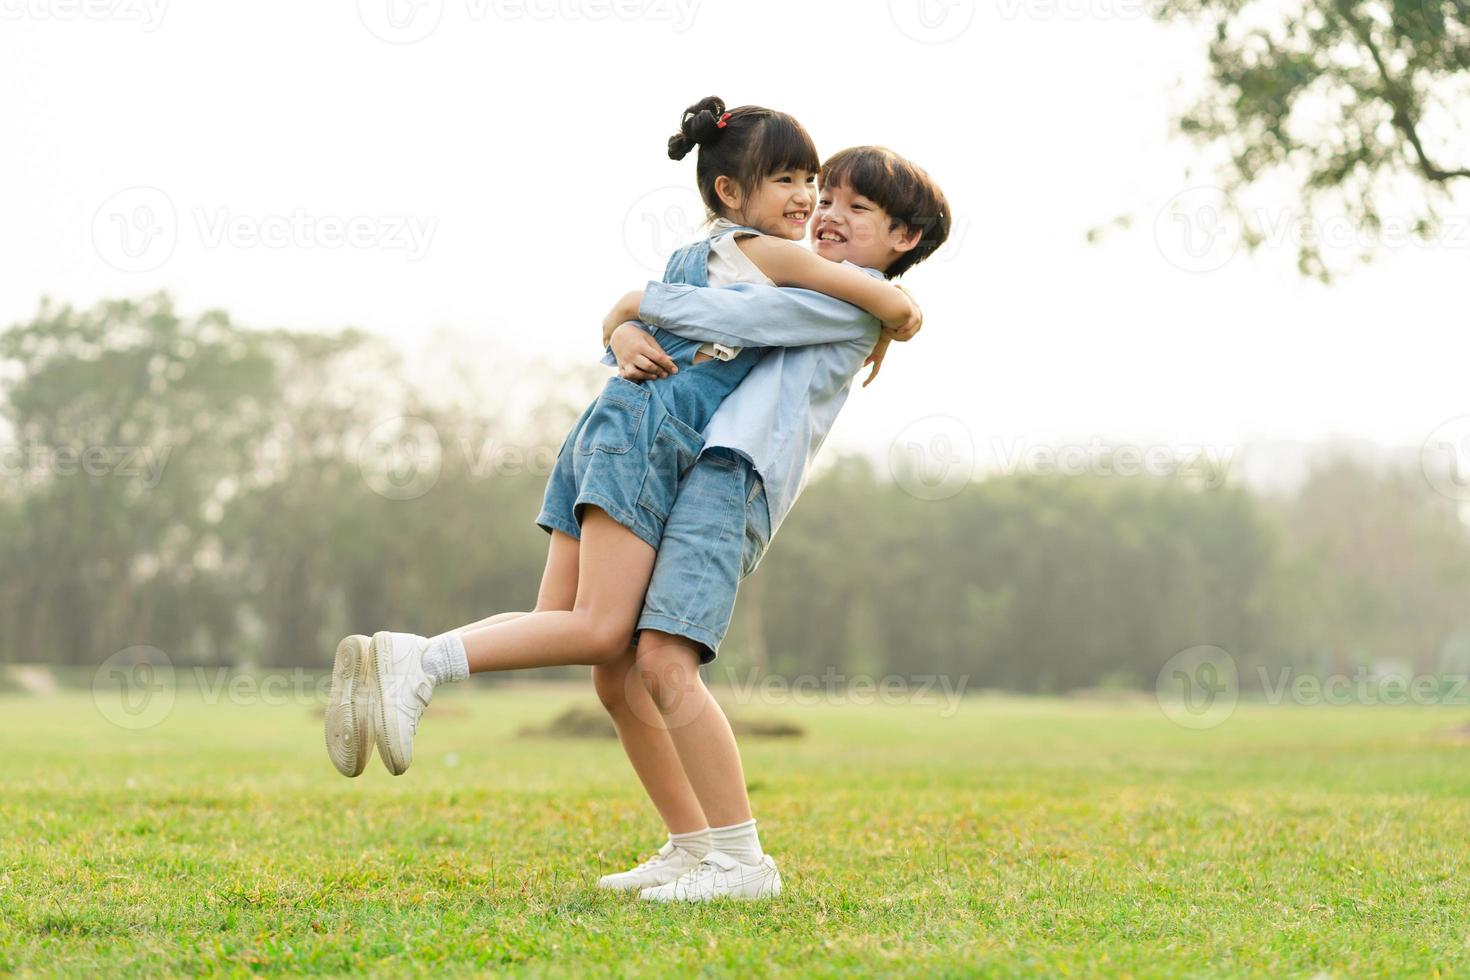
[862,335,892,387]
[611,323,678,381]
[883,285,922,342]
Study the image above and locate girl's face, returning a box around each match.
[718,170,815,240]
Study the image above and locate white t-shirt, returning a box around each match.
[699,218,774,361]
[706,218,774,287]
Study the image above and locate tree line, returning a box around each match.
[4,294,1468,691]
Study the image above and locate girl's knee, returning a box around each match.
[586,626,636,665]
[561,608,638,666]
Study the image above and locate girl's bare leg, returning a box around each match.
[446,517,704,828]
[457,611,530,631]
[592,647,707,834]
[459,508,656,672]
[633,629,752,827]
[451,529,583,632]
[441,533,706,829]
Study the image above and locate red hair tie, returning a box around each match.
[715,112,732,129]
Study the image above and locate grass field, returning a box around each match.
[4,681,1469,977]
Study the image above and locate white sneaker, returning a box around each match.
[369,630,436,776]
[637,850,782,902]
[324,634,374,777]
[596,840,703,892]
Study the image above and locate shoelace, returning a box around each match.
[631,844,677,873]
[683,858,728,884]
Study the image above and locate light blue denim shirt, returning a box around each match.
[632,266,883,538]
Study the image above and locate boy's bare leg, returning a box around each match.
[633,629,752,827]
[628,628,781,899]
[593,647,708,834]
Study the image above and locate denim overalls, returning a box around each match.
[535,225,769,550]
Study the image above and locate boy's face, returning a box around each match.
[810,180,906,271]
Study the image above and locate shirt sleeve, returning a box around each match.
[638,281,878,348]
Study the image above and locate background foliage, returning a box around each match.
[6,294,1469,691]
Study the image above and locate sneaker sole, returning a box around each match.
[371,630,410,775]
[324,635,372,777]
[595,876,643,892]
[597,870,690,892]
[639,870,782,902]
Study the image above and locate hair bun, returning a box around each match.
[667,95,727,161]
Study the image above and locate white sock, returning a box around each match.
[709,818,763,864]
[668,827,712,860]
[421,631,469,685]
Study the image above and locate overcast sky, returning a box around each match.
[4,0,1467,480]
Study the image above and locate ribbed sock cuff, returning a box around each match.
[668,827,713,859]
[422,631,469,685]
[709,817,762,864]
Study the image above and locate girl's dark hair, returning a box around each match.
[667,96,820,223]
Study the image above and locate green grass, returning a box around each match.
[4,683,1469,977]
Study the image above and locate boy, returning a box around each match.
[591,146,951,901]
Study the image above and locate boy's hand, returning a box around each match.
[611,322,678,381]
[602,290,645,347]
[883,285,922,342]
[862,335,892,387]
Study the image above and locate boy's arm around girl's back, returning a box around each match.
[638,280,878,350]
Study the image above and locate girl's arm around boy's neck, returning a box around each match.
[734,235,915,332]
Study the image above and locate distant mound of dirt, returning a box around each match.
[518,704,804,740]
[3,664,58,696]
[1066,687,1153,703]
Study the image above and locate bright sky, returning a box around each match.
[4,0,1467,479]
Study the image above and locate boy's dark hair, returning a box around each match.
[668,95,820,225]
[820,146,950,279]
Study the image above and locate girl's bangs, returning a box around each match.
[747,111,821,179]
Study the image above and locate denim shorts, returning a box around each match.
[637,447,772,663]
[536,377,705,552]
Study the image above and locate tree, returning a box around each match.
[0,294,278,664]
[1156,0,1470,279]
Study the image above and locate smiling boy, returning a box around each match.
[590,146,951,901]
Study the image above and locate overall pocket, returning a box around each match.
[576,378,650,456]
[636,414,705,522]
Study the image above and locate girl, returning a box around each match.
[323,97,916,791]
